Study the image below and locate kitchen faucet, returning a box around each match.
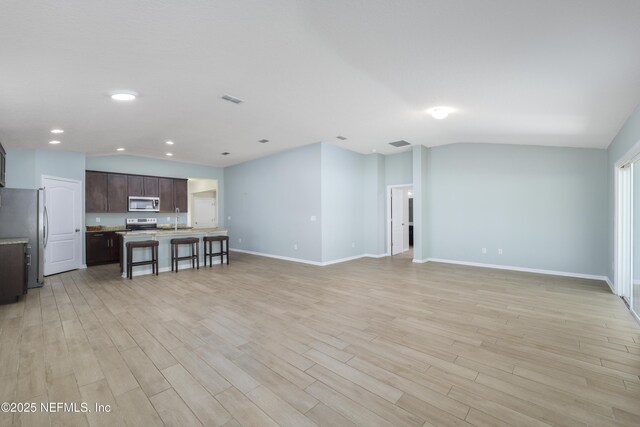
[175,208,180,232]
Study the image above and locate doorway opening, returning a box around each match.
[187,179,218,228]
[615,151,640,323]
[386,185,413,257]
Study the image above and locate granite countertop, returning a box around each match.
[0,238,29,245]
[86,224,193,233]
[117,227,228,237]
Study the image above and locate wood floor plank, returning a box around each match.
[3,254,638,427]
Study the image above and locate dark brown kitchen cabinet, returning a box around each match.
[159,178,174,212]
[107,174,128,212]
[0,141,6,188]
[85,171,108,212]
[174,179,188,212]
[127,175,144,196]
[86,232,120,266]
[143,176,159,196]
[0,243,27,304]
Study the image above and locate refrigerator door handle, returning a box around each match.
[44,206,49,248]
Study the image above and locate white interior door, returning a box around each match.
[43,176,81,275]
[391,188,405,255]
[193,197,216,228]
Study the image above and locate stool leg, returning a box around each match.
[171,244,174,272]
[191,243,195,269]
[196,242,200,269]
[176,244,179,273]
[220,240,223,266]
[226,239,229,265]
[208,241,212,267]
[127,247,132,279]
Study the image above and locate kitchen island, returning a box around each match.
[116,228,228,277]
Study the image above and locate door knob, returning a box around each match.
[75,229,81,232]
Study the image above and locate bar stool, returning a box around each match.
[203,235,229,267]
[170,237,200,272]
[126,240,159,279]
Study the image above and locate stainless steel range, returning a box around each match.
[126,218,158,231]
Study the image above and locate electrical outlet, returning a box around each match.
[482,248,487,254]
[310,216,317,221]
[498,248,503,255]
[294,243,298,250]
[166,217,171,221]
[95,217,101,223]
[352,242,355,248]
[238,238,242,243]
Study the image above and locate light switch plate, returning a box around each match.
[310,215,317,221]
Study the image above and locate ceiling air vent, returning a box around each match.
[258,139,269,143]
[389,140,410,147]
[221,94,243,104]
[221,152,230,156]
[336,136,347,140]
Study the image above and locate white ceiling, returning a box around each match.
[1,0,639,167]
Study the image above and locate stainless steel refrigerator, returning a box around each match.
[0,188,45,288]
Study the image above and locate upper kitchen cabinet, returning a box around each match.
[127,175,144,196]
[159,178,188,212]
[85,171,108,212]
[107,173,128,212]
[159,178,174,212]
[143,176,159,196]
[0,141,6,188]
[174,179,188,212]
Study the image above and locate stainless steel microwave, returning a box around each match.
[128,196,160,212]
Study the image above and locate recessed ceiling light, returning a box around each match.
[426,106,454,120]
[117,148,125,151]
[166,153,173,157]
[221,152,230,156]
[165,141,174,145]
[110,90,138,101]
[50,129,64,134]
[336,136,347,140]
[258,139,269,143]
[49,140,61,145]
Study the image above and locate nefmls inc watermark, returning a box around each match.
[1,402,111,413]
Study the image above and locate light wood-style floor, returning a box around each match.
[1,253,639,427]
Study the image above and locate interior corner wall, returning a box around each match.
[427,143,607,276]
[320,143,365,262]
[364,153,385,255]
[224,143,322,263]
[606,103,640,282]
[411,145,429,261]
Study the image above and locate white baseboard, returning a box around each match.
[412,258,428,264]
[121,259,223,278]
[426,258,609,282]
[231,249,389,266]
[80,264,87,269]
[605,277,615,293]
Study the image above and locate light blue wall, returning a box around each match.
[85,154,224,228]
[385,151,412,185]
[321,143,365,262]
[5,149,36,189]
[363,154,386,255]
[606,104,640,281]
[426,143,607,275]
[224,144,322,262]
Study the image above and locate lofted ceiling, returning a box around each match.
[1,0,639,167]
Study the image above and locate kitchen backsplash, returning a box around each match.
[85,212,189,227]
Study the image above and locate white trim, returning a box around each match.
[412,258,428,264]
[605,277,615,293]
[426,258,609,282]
[231,249,388,266]
[80,264,87,269]
[364,253,387,258]
[122,259,222,278]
